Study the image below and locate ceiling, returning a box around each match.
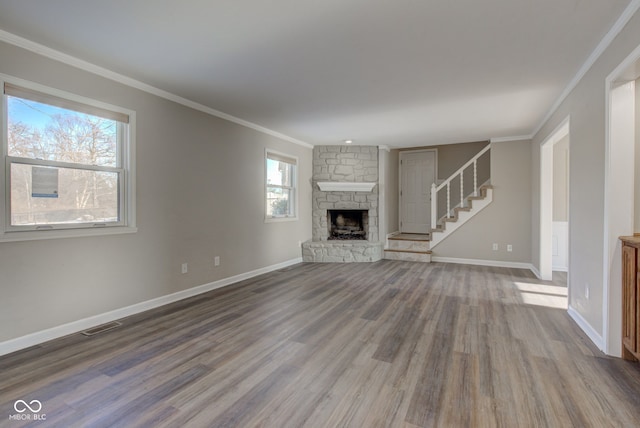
[0,0,633,148]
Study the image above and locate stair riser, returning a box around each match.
[388,239,431,252]
[384,251,431,263]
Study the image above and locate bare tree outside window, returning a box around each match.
[7,96,122,227]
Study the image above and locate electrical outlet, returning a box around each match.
[181,263,188,274]
[492,243,499,251]
[214,256,220,267]
[507,244,513,252]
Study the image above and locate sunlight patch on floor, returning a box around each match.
[514,281,568,309]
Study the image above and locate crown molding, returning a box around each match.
[0,29,313,149]
[531,0,640,138]
[490,135,533,143]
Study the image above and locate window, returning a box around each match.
[265,150,297,221]
[1,78,135,240]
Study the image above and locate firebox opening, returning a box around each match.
[328,209,368,240]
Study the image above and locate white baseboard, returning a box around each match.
[530,265,542,279]
[0,257,303,357]
[567,305,605,352]
[431,256,536,274]
[552,266,569,272]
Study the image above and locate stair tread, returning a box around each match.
[385,249,432,255]
[389,233,431,241]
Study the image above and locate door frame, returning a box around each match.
[603,69,637,357]
[398,149,438,233]
[539,118,569,281]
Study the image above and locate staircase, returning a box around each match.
[429,184,492,248]
[384,144,492,263]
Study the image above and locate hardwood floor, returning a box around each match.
[1,261,639,427]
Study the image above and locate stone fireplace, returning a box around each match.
[302,145,384,262]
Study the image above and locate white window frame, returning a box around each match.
[0,75,136,242]
[265,149,298,222]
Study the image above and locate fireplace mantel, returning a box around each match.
[317,182,376,192]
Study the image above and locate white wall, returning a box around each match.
[0,41,312,346]
[532,8,640,350]
[432,140,532,263]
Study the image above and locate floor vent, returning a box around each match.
[81,321,122,336]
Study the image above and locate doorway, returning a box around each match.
[540,119,570,281]
[399,150,437,234]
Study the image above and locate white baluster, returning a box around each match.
[473,159,478,196]
[460,171,464,208]
[446,182,451,218]
[431,183,437,229]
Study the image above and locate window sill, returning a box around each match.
[265,216,298,223]
[0,226,138,243]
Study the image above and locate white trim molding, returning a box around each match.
[530,265,542,280]
[490,135,533,143]
[602,57,640,358]
[0,257,303,356]
[538,117,571,281]
[568,305,605,352]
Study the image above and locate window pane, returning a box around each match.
[7,96,118,167]
[266,158,294,187]
[266,186,292,217]
[10,163,120,226]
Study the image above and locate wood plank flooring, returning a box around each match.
[1,262,639,427]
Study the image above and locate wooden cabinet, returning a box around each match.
[621,236,640,361]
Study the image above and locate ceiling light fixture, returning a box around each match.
[344,139,353,144]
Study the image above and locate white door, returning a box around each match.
[400,150,436,233]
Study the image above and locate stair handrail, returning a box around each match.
[431,143,491,229]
